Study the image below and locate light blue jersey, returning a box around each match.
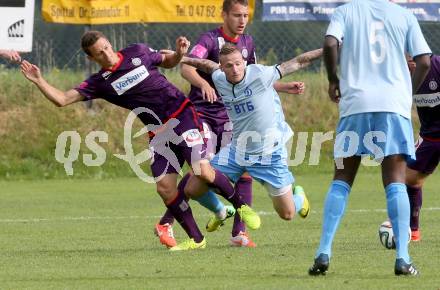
[326,0,431,119]
[212,64,293,155]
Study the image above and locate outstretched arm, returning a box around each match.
[275,48,322,96]
[0,49,21,63]
[21,60,84,107]
[158,49,219,102]
[160,36,191,69]
[181,63,218,103]
[278,48,323,77]
[181,56,220,75]
[273,81,305,95]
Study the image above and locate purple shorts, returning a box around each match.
[149,105,207,178]
[199,113,232,157]
[407,136,440,174]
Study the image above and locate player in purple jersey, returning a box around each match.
[406,55,440,242]
[155,0,306,248]
[0,49,21,63]
[20,30,260,251]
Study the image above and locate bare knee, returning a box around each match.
[270,186,295,220]
[184,178,197,197]
[184,176,208,198]
[407,179,424,188]
[277,210,295,221]
[333,156,361,186]
[198,169,211,182]
[406,168,427,188]
[381,155,406,186]
[192,160,215,183]
[156,183,177,203]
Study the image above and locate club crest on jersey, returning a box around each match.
[182,129,204,147]
[131,58,141,66]
[244,86,253,97]
[242,48,248,59]
[429,80,438,91]
[111,65,149,95]
[102,71,112,80]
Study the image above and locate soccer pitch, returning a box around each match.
[1,171,439,289]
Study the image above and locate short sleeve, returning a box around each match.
[326,6,345,42]
[211,68,223,83]
[256,65,281,88]
[74,75,101,100]
[406,14,431,58]
[139,43,163,66]
[146,45,163,66]
[188,33,213,59]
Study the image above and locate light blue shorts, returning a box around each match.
[335,112,415,161]
[211,145,295,192]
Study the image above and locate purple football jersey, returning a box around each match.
[75,43,188,126]
[414,55,440,139]
[188,27,256,122]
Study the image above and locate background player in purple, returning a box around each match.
[19,30,259,251]
[155,0,306,248]
[406,55,440,242]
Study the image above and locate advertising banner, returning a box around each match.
[262,0,440,22]
[0,0,35,52]
[42,0,255,24]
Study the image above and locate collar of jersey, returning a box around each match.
[105,52,124,72]
[219,27,239,43]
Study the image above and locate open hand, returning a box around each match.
[0,49,21,63]
[21,60,42,83]
[200,82,218,103]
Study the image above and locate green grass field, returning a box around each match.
[1,171,439,289]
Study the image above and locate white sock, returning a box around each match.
[215,206,227,220]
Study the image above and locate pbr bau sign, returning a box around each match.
[42,0,255,24]
[0,0,35,52]
[262,0,440,22]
